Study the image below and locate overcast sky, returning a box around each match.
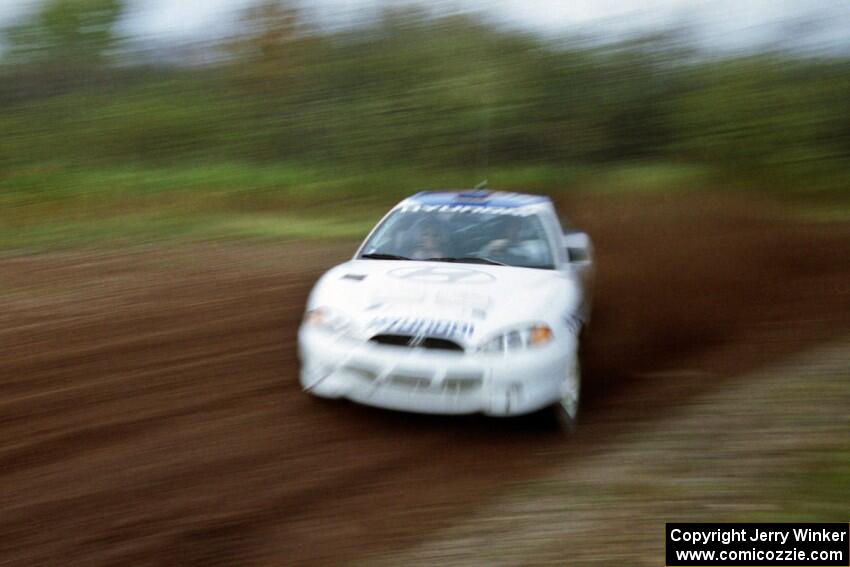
[1,0,848,50]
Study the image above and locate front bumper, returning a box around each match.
[297,327,574,416]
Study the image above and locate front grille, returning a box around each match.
[444,370,484,392]
[369,334,464,352]
[341,363,483,394]
[388,372,432,390]
[346,365,378,384]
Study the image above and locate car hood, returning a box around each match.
[306,259,580,346]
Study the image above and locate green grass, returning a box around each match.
[0,211,378,252]
[0,161,579,251]
[0,160,705,208]
[2,159,845,251]
[1,162,366,204]
[580,162,713,193]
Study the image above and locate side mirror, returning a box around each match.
[563,231,593,265]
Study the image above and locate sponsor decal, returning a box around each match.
[367,316,476,339]
[388,266,495,284]
[399,204,534,217]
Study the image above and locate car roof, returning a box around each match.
[401,190,551,210]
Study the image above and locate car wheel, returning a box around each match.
[550,350,581,432]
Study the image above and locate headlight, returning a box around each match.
[477,323,553,353]
[303,306,355,337]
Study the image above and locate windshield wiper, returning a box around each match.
[424,256,507,266]
[360,252,411,261]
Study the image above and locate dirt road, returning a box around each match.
[1,194,849,565]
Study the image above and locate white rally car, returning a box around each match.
[298,190,593,426]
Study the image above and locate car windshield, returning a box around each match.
[359,206,555,269]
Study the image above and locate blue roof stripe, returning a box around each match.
[409,190,550,208]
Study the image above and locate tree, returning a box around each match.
[227,0,310,84]
[3,0,125,67]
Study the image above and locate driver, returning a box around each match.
[410,219,445,260]
[479,216,546,265]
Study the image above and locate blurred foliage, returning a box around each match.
[4,0,123,65]
[1,0,123,102]
[1,0,849,247]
